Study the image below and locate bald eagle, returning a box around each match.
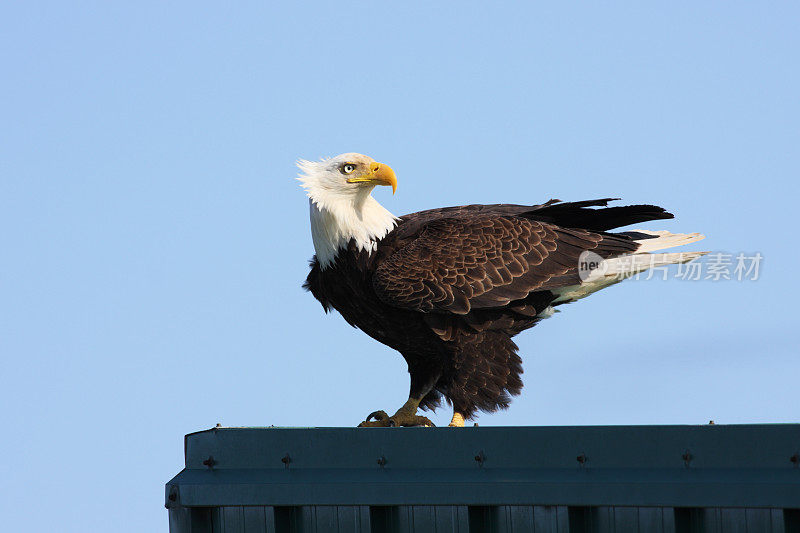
[300,153,706,427]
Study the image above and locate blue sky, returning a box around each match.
[2,2,798,531]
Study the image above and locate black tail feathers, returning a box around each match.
[525,198,674,231]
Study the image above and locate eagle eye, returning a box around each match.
[341,163,357,174]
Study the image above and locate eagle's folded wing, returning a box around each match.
[372,214,638,315]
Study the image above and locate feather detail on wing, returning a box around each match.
[372,214,637,314]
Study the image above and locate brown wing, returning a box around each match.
[372,214,637,315]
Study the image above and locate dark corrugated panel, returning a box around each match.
[165,505,796,532]
[165,425,800,532]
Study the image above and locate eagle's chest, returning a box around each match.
[315,250,432,353]
[320,256,387,328]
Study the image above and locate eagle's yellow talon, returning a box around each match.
[357,401,434,427]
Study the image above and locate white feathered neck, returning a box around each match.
[298,158,398,269]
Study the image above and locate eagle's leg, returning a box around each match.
[357,397,435,427]
[448,412,466,427]
[357,360,440,427]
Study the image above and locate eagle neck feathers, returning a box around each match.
[308,194,398,269]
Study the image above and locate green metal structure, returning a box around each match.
[165,425,800,532]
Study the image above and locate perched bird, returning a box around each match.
[299,153,706,427]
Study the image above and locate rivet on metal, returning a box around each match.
[474,450,485,467]
[682,450,693,468]
[202,455,216,468]
[281,453,291,468]
[576,453,587,466]
[377,455,387,467]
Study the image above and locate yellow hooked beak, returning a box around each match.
[347,162,397,194]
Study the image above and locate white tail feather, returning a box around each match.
[550,230,708,305]
[632,230,705,253]
[587,251,708,281]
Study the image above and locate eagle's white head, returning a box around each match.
[297,153,399,269]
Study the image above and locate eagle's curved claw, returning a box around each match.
[358,410,388,427]
[366,410,389,422]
